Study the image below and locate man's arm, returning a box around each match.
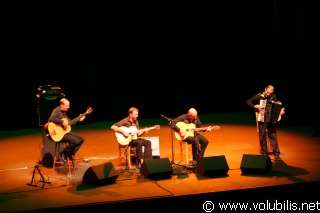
[170,115,185,132]
[48,108,64,124]
[111,118,129,136]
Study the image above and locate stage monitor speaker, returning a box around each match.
[140,158,173,180]
[240,154,272,174]
[82,162,119,185]
[196,155,229,176]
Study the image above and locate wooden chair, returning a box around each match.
[118,145,136,170]
[52,141,75,178]
[180,141,193,165]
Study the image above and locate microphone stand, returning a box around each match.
[161,115,175,165]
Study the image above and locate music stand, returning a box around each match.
[161,115,176,164]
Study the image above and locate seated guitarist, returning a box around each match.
[111,107,153,169]
[171,108,211,166]
[47,98,85,161]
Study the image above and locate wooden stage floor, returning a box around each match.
[0,113,319,212]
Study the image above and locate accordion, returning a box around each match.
[271,101,283,124]
[256,99,284,124]
[256,99,267,122]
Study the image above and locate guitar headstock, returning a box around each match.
[214,126,220,130]
[208,125,220,131]
[86,106,93,114]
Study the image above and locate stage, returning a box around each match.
[0,112,319,212]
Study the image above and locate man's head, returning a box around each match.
[264,85,274,98]
[128,107,139,120]
[188,108,198,120]
[59,98,70,111]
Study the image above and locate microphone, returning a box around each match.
[161,114,173,122]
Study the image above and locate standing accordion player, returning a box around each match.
[246,85,285,159]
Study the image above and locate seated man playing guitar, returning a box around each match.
[111,107,154,169]
[47,98,92,161]
[171,108,220,166]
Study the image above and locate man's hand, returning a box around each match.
[62,119,69,126]
[79,115,86,122]
[180,129,185,137]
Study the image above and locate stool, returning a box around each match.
[53,141,75,178]
[119,145,136,169]
[180,141,193,164]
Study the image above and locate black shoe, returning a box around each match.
[189,160,197,166]
[59,150,67,163]
[67,154,75,161]
[136,159,141,169]
[63,150,75,161]
[259,151,267,155]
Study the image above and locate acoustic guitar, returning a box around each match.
[174,122,220,141]
[46,106,93,142]
[115,125,160,145]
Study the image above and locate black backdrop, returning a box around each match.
[1,1,317,130]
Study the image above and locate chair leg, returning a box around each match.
[119,145,132,169]
[119,146,123,166]
[126,146,132,170]
[52,143,59,176]
[180,142,183,164]
[66,157,75,178]
[180,142,192,164]
[185,142,189,163]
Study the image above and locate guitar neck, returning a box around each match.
[78,112,88,120]
[135,126,158,135]
[78,107,93,120]
[193,127,209,132]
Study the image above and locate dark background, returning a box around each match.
[1,1,318,130]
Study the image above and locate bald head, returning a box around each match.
[60,98,69,105]
[188,108,198,118]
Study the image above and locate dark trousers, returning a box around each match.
[258,122,280,155]
[130,138,153,160]
[62,132,85,156]
[183,134,209,161]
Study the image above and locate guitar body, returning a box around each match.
[115,125,160,146]
[174,122,220,141]
[46,106,93,142]
[175,122,197,141]
[47,118,71,142]
[116,126,139,146]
